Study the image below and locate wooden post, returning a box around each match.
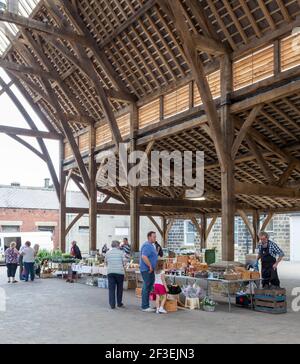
[162,217,167,247]
[130,104,140,252]
[89,125,97,252]
[220,55,235,261]
[252,210,260,253]
[201,214,207,249]
[59,140,66,253]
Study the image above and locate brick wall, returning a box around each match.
[0,208,59,249]
[167,214,291,262]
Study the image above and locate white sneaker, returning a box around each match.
[156,309,160,314]
[159,307,168,314]
[142,307,156,313]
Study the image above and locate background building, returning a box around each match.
[0,180,159,253]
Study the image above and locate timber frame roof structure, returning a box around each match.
[1,0,300,227]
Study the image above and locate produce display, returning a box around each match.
[201,297,217,312]
[164,255,206,277]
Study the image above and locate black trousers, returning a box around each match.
[262,256,280,288]
[108,273,124,308]
[6,263,18,278]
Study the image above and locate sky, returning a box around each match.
[0,68,60,188]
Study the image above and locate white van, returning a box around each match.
[0,232,54,262]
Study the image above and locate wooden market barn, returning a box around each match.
[1,0,300,260]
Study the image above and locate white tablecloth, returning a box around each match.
[71,264,107,275]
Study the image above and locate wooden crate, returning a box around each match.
[254,289,287,314]
[40,273,53,279]
[136,288,142,298]
[165,299,178,313]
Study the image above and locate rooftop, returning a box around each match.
[0,183,88,209]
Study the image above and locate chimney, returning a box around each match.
[7,0,18,14]
[44,178,50,189]
[0,1,7,12]
[11,182,20,187]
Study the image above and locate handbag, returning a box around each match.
[167,284,182,295]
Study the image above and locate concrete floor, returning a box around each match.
[0,262,300,344]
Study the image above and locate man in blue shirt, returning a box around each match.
[140,231,158,312]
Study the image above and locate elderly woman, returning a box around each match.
[257,232,285,289]
[105,241,126,309]
[5,242,20,283]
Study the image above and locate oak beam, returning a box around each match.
[161,0,227,170]
[0,125,61,140]
[66,213,84,236]
[235,181,300,198]
[220,55,235,261]
[231,105,262,159]
[89,125,97,252]
[59,140,66,252]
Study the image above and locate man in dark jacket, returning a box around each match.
[70,241,82,260]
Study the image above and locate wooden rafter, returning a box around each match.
[66,213,84,236]
[260,213,274,232]
[257,0,276,30]
[0,125,61,140]
[231,105,262,159]
[235,181,300,199]
[0,76,60,200]
[245,136,276,184]
[57,0,134,99]
[160,0,227,171]
[148,216,163,238]
[7,134,46,161]
[238,209,255,241]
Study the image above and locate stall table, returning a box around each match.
[163,274,261,312]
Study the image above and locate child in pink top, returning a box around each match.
[154,260,169,314]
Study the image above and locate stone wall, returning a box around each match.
[167,214,291,262]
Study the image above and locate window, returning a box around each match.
[115,227,129,237]
[38,226,54,233]
[79,226,89,234]
[1,225,20,233]
[184,220,197,245]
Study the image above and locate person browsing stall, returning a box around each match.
[105,241,126,309]
[140,231,158,312]
[257,232,284,289]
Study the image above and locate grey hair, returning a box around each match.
[111,240,120,248]
[259,231,269,239]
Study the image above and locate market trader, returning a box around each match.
[140,231,158,312]
[257,232,285,289]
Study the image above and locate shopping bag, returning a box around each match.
[150,292,156,301]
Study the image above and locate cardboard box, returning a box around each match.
[235,267,247,273]
[251,272,261,280]
[177,255,189,265]
[242,271,252,280]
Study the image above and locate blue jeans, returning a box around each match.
[108,274,124,308]
[141,271,155,309]
[24,262,35,282]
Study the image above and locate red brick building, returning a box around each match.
[0,181,87,249]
